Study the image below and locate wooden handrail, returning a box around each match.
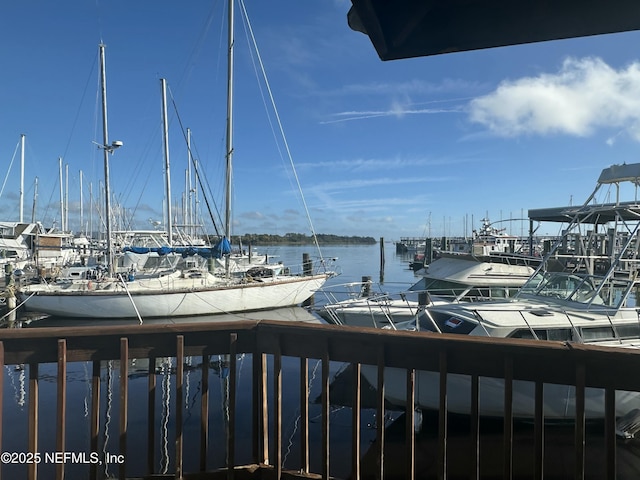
[0,319,639,479]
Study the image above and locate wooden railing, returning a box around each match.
[1,319,639,479]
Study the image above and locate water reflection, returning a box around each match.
[10,305,325,328]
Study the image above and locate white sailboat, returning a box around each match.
[20,12,333,320]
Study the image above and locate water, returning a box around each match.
[2,243,415,478]
[6,244,640,478]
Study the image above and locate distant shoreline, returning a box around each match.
[206,233,377,246]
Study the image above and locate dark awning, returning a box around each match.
[528,203,640,225]
[348,0,640,61]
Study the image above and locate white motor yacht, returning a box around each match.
[361,162,640,420]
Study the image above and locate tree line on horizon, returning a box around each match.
[205,233,377,246]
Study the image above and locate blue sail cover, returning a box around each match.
[123,237,232,259]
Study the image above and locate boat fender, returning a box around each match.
[87,280,93,290]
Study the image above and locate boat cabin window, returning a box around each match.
[416,278,515,302]
[580,326,615,340]
[510,328,573,341]
[418,279,470,300]
[614,323,640,339]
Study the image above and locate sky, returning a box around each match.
[3,1,640,242]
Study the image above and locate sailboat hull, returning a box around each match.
[20,274,329,319]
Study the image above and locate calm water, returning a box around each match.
[5,245,640,478]
[2,243,415,478]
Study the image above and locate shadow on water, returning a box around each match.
[358,410,640,480]
[327,364,640,479]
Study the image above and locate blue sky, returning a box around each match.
[2,1,640,241]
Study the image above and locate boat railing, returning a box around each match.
[315,281,414,304]
[0,319,637,479]
[470,304,639,344]
[269,255,339,277]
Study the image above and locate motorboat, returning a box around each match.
[361,162,640,420]
[317,252,535,328]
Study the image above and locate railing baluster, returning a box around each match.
[534,381,544,480]
[322,349,331,480]
[28,363,38,480]
[147,356,156,475]
[575,363,586,480]
[228,333,237,480]
[351,363,361,480]
[405,368,415,480]
[56,339,67,480]
[376,346,385,480]
[252,352,269,466]
[176,336,184,480]
[274,341,282,479]
[604,387,616,480]
[200,354,209,472]
[503,357,513,479]
[438,351,447,480]
[300,357,309,474]
[119,338,129,480]
[471,374,480,480]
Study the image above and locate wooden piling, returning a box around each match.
[361,276,372,297]
[379,238,385,283]
[302,253,314,307]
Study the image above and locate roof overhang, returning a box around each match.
[348,0,640,61]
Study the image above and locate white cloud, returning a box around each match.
[468,57,640,141]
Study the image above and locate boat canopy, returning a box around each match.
[598,162,640,185]
[123,237,232,259]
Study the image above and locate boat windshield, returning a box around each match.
[411,277,518,302]
[520,272,635,308]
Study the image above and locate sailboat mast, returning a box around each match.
[31,177,38,223]
[99,43,114,274]
[160,78,173,247]
[187,127,193,238]
[80,170,84,234]
[59,157,64,230]
[65,164,69,231]
[19,134,25,223]
[225,0,234,242]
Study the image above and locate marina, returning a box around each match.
[1,241,640,478]
[3,0,640,479]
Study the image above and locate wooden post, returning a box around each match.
[360,276,372,297]
[379,238,385,283]
[302,253,314,307]
[302,253,312,276]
